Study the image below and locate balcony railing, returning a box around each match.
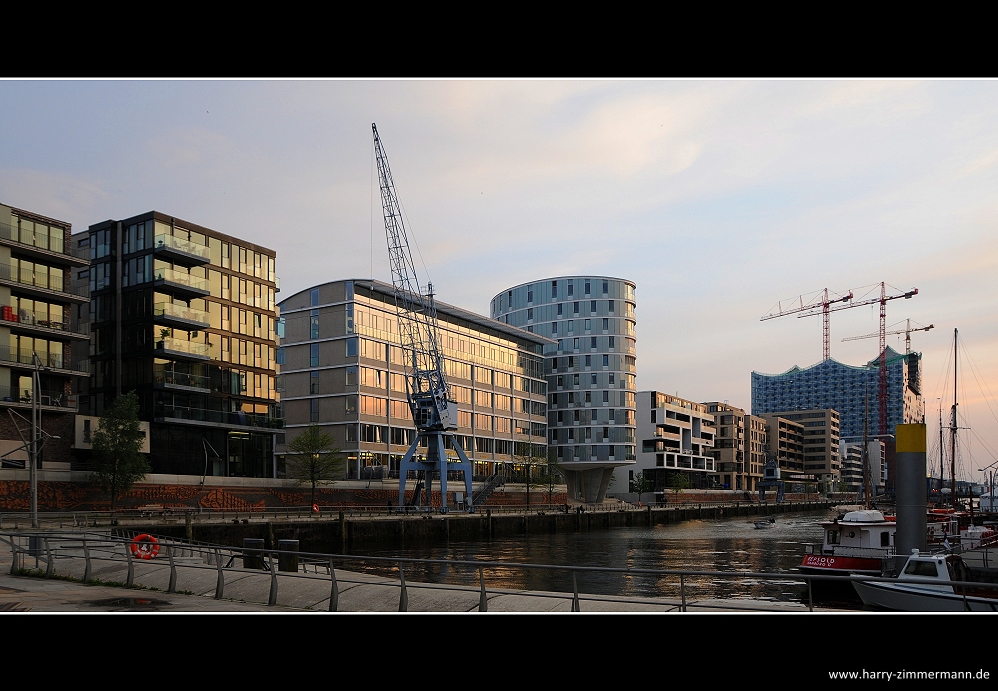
[154,404,284,429]
[0,220,68,255]
[154,302,209,325]
[153,233,210,261]
[0,307,83,334]
[153,366,210,390]
[155,338,210,358]
[0,384,76,408]
[0,345,65,369]
[153,268,209,292]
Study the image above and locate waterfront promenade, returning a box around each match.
[0,527,850,613]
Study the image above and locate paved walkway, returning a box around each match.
[0,535,844,613]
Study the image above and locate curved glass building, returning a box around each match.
[492,276,636,503]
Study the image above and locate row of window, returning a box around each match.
[7,217,66,254]
[527,300,618,320]
[6,258,66,292]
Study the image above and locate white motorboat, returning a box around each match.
[852,549,998,612]
[754,518,775,529]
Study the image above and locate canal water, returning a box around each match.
[339,507,854,606]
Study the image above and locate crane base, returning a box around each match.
[398,431,474,512]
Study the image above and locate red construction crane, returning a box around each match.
[761,288,853,361]
[763,282,918,437]
[824,283,919,436]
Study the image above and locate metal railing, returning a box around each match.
[0,308,81,334]
[0,344,65,369]
[0,385,75,409]
[153,405,284,429]
[155,338,210,357]
[153,366,210,390]
[0,221,69,256]
[4,530,996,612]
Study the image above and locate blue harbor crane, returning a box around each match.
[372,123,474,512]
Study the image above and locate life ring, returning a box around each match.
[130,534,160,560]
[312,503,320,514]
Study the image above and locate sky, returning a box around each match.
[2,79,998,484]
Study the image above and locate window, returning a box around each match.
[310,309,319,339]
[346,337,357,357]
[602,280,608,294]
[590,373,596,385]
[557,304,563,316]
[585,280,591,295]
[603,390,609,403]
[310,371,319,394]
[567,282,574,296]
[310,343,319,367]
[310,398,319,422]
[585,355,591,366]
[584,319,591,331]
[573,301,579,314]
[590,300,596,313]
[557,376,564,388]
[568,320,573,332]
[527,289,533,303]
[345,366,357,385]
[573,338,579,350]
[609,300,614,312]
[345,305,354,334]
[310,288,319,306]
[276,347,285,365]
[573,374,579,386]
[345,281,354,300]
[609,336,615,349]
[551,322,558,334]
[567,356,574,368]
[590,337,596,349]
[551,281,557,298]
[527,308,533,320]
[602,318,609,331]
[603,355,609,366]
[609,373,615,385]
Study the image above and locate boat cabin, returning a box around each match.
[821,510,896,556]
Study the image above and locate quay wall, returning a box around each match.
[113,500,834,553]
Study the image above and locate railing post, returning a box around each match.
[680,574,687,612]
[125,541,135,587]
[43,538,53,578]
[571,572,580,612]
[9,538,18,575]
[807,577,813,612]
[82,539,91,582]
[328,559,338,612]
[479,567,488,612]
[268,552,278,606]
[167,544,177,594]
[214,548,224,599]
[399,562,408,612]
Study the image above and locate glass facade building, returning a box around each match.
[492,276,636,503]
[73,211,281,477]
[277,280,550,480]
[751,347,922,442]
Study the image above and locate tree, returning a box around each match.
[514,444,545,507]
[286,424,345,508]
[90,391,149,512]
[631,470,653,505]
[669,472,692,496]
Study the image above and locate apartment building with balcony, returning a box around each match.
[491,276,636,503]
[635,391,716,494]
[0,202,89,471]
[704,402,757,491]
[277,280,550,481]
[756,408,840,490]
[756,413,806,477]
[72,211,281,477]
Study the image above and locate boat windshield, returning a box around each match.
[904,560,939,578]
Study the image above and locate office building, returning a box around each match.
[634,391,716,493]
[492,276,636,503]
[751,347,922,441]
[72,211,281,477]
[0,202,89,471]
[277,279,550,480]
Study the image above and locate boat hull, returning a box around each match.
[853,581,998,612]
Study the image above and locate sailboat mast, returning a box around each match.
[951,328,958,509]
[938,402,944,500]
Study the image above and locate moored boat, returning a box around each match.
[853,549,998,611]
[800,510,896,600]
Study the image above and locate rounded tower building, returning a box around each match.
[492,276,636,503]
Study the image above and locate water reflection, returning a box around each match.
[334,509,844,605]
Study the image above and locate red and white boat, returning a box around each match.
[800,510,896,591]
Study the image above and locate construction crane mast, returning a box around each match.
[372,123,474,512]
[760,288,853,361]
